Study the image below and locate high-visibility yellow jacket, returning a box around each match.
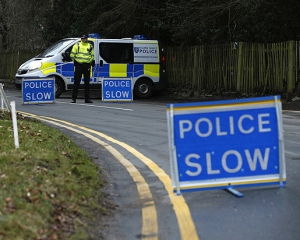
[70,41,94,64]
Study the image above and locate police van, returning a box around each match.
[15,33,166,99]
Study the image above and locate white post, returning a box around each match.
[10,101,19,149]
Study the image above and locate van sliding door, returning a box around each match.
[97,42,134,78]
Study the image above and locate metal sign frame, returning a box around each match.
[167,96,286,195]
[0,83,11,112]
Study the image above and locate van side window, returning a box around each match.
[99,43,133,63]
[62,45,73,62]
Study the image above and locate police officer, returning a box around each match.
[70,34,94,103]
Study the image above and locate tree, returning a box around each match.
[0,0,10,50]
[2,0,300,50]
[234,0,300,42]
[40,0,106,44]
[0,0,52,51]
[89,0,168,40]
[163,0,300,45]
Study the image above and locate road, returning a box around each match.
[4,88,300,240]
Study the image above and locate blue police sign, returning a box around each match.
[102,78,132,102]
[22,78,55,104]
[167,96,286,194]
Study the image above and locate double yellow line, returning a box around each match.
[19,111,199,240]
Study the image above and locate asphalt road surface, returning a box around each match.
[3,88,300,240]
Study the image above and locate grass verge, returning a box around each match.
[0,111,106,239]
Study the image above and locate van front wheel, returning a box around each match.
[134,78,153,99]
[55,77,64,98]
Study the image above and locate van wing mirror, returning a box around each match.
[100,60,104,67]
[62,52,72,62]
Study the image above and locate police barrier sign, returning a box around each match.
[102,78,132,102]
[166,96,286,194]
[22,78,55,104]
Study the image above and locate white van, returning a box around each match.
[15,34,166,99]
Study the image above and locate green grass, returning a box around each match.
[0,111,107,239]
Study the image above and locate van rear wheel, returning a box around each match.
[55,77,64,98]
[134,78,153,99]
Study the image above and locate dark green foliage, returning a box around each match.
[2,0,300,49]
[162,0,300,45]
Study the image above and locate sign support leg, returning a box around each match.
[169,104,181,195]
[0,83,11,112]
[275,96,284,187]
[225,188,244,198]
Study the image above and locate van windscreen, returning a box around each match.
[37,39,75,58]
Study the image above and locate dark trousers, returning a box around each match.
[72,63,91,100]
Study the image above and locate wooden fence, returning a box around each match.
[1,41,299,100]
[166,41,300,100]
[0,50,41,80]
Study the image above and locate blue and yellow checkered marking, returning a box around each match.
[105,64,159,78]
[59,63,159,78]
